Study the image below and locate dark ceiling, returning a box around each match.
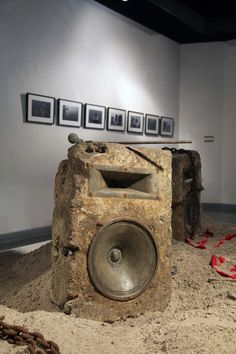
[94,0,236,43]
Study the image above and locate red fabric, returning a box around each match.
[185,229,212,249]
[186,229,236,280]
[185,237,208,249]
[213,233,236,247]
[214,239,225,248]
[210,255,236,279]
[225,233,236,241]
[219,256,226,263]
[186,231,236,249]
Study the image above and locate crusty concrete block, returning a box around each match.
[51,142,172,321]
[172,150,203,241]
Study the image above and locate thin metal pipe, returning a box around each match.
[103,140,192,145]
[68,134,192,145]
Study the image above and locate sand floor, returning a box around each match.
[0,216,236,354]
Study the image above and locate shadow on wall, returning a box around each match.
[20,93,26,123]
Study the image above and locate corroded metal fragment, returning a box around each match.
[171,150,203,241]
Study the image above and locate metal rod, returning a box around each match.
[103,140,192,145]
[68,134,192,146]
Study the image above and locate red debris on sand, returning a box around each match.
[186,230,236,280]
[210,255,236,279]
[185,229,213,249]
[185,237,208,249]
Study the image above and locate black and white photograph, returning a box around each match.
[107,107,126,131]
[84,104,106,129]
[145,114,160,135]
[58,99,82,127]
[127,111,144,134]
[160,116,174,137]
[26,93,55,124]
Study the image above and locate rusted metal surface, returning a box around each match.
[88,218,158,301]
[164,148,203,241]
[0,315,60,354]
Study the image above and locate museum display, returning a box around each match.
[26,93,55,125]
[160,117,174,137]
[51,138,172,321]
[107,107,126,131]
[145,114,160,135]
[84,103,106,129]
[127,111,144,134]
[25,93,174,138]
[58,99,82,127]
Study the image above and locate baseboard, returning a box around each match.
[0,226,51,252]
[202,203,236,213]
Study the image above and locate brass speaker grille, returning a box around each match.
[88,219,158,301]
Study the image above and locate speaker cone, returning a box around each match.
[88,218,158,301]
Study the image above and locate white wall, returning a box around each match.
[179,42,225,203]
[222,41,236,204]
[179,41,236,204]
[0,0,180,234]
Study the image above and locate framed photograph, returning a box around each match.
[26,93,55,124]
[58,99,82,127]
[84,103,106,130]
[145,114,160,135]
[160,117,174,137]
[127,111,144,134]
[107,107,126,131]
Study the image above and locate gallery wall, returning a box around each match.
[0,0,180,234]
[179,41,236,204]
[221,41,236,204]
[179,42,224,203]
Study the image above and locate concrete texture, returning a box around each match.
[51,142,172,321]
[172,150,203,241]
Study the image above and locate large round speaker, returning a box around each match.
[88,218,158,301]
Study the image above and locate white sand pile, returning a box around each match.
[0,216,236,354]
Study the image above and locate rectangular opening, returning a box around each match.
[100,170,147,189]
[89,166,159,200]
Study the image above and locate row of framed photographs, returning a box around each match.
[26,93,174,136]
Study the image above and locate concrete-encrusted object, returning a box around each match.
[171,150,203,241]
[51,142,172,321]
